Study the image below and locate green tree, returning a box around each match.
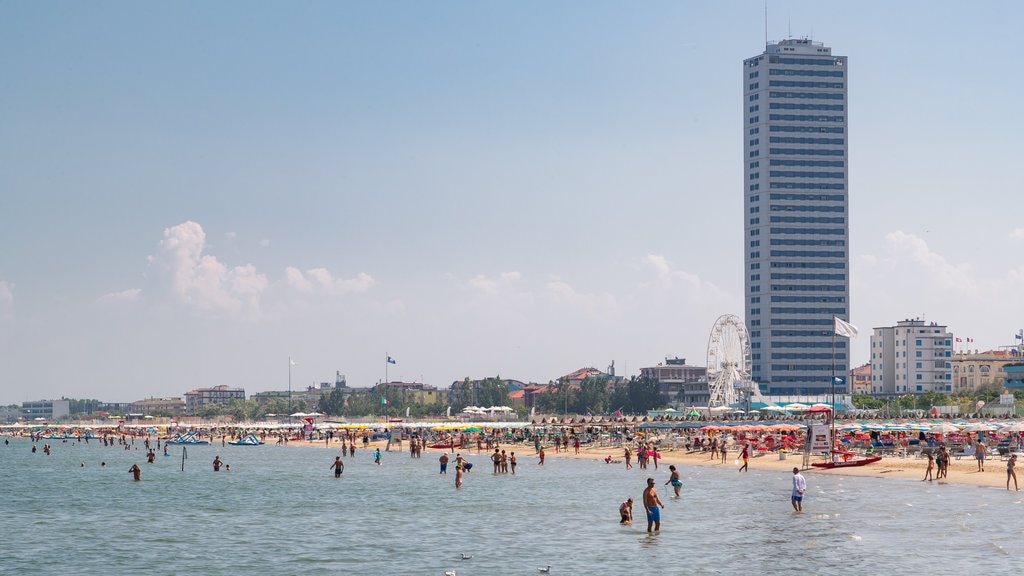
[577,376,610,416]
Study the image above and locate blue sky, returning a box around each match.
[2,1,1023,405]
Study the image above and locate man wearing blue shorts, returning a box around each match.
[642,477,665,532]
[791,467,807,512]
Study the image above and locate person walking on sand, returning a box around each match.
[642,477,665,533]
[619,497,634,525]
[738,444,749,472]
[1008,454,1019,491]
[791,467,806,512]
[665,465,683,498]
[923,451,934,481]
[330,456,345,477]
[975,440,986,472]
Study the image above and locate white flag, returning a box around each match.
[833,317,858,338]
[290,358,298,366]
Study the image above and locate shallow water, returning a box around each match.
[2,437,1023,575]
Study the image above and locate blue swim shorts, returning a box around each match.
[646,506,660,522]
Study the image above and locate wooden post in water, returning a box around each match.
[181,446,187,471]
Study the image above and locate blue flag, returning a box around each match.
[387,356,396,365]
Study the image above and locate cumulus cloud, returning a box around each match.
[640,253,729,300]
[285,267,375,295]
[97,288,142,305]
[465,271,521,295]
[0,281,13,322]
[879,231,977,294]
[147,221,268,314]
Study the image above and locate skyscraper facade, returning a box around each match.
[743,38,849,395]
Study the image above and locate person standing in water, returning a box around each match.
[331,456,345,477]
[791,467,806,512]
[128,464,142,481]
[619,497,633,525]
[642,477,665,532]
[665,465,683,498]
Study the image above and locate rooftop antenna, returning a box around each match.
[764,0,768,47]
[788,14,791,39]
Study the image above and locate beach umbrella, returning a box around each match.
[999,422,1024,433]
[784,403,809,412]
[963,423,996,433]
[929,422,961,435]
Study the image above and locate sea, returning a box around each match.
[2,436,1023,575]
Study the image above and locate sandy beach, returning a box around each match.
[289,435,1019,490]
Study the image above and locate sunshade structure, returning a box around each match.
[928,422,962,435]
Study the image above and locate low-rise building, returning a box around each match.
[640,357,708,406]
[949,350,1016,393]
[131,397,185,416]
[22,399,71,422]
[184,385,245,416]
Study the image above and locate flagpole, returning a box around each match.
[831,317,837,453]
[288,356,292,425]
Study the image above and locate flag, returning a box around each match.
[290,358,297,366]
[833,316,858,338]
[967,338,974,343]
[1017,330,1024,341]
[832,376,845,385]
[955,338,962,343]
[381,397,388,405]
[387,356,396,365]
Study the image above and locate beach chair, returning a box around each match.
[953,445,975,460]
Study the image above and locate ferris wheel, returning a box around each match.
[706,314,753,408]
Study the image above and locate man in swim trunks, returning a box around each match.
[791,467,806,512]
[642,477,665,532]
[665,465,683,498]
[439,452,449,474]
[331,456,344,477]
[975,440,986,472]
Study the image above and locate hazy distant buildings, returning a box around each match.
[869,319,952,396]
[743,38,850,395]
[184,385,245,416]
[639,357,707,406]
[21,399,70,421]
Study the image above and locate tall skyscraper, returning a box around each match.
[743,38,849,395]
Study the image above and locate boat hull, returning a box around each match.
[811,456,882,469]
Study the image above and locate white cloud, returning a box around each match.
[148,221,268,314]
[97,288,142,305]
[0,281,13,322]
[879,230,977,295]
[465,271,521,296]
[285,267,375,296]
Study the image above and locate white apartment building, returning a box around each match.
[869,319,952,396]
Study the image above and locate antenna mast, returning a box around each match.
[764,0,768,47]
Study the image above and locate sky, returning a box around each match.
[2,1,1023,405]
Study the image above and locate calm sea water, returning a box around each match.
[2,436,1023,575]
